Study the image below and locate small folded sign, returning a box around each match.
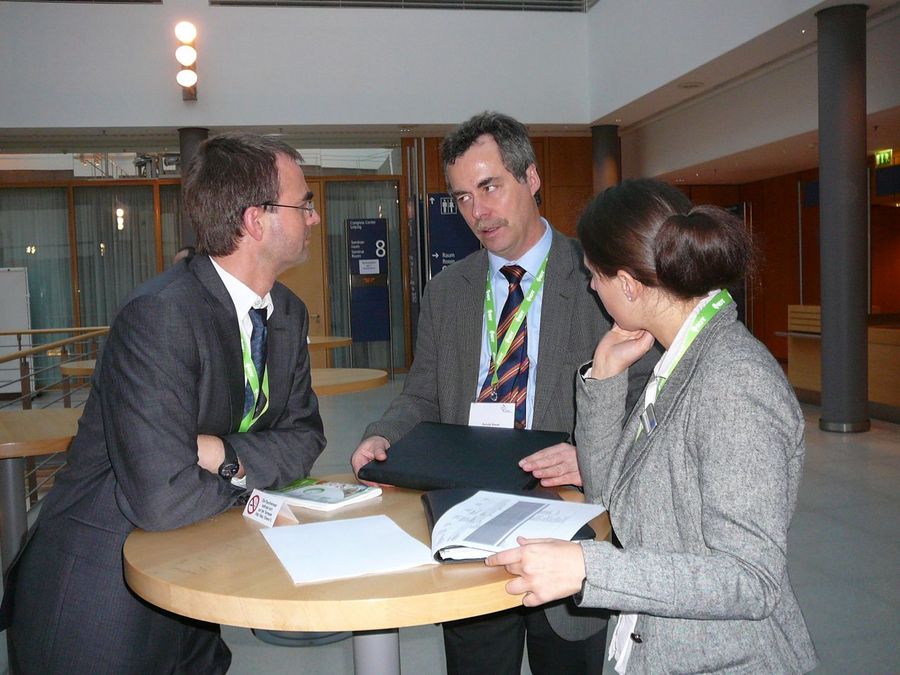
[242,489,299,528]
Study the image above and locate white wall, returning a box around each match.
[619,11,900,178]
[585,0,823,121]
[0,0,589,128]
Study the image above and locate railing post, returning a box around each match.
[19,355,32,411]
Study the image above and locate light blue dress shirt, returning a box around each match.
[475,219,553,430]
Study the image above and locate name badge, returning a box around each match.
[640,404,658,436]
[242,489,299,528]
[468,402,515,428]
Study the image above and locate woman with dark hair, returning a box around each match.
[488,179,818,673]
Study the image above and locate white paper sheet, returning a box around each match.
[260,514,437,584]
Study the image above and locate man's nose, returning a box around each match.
[471,195,489,220]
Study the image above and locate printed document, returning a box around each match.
[431,491,605,561]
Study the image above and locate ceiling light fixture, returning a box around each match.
[175,21,198,101]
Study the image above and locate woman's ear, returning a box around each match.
[617,271,638,302]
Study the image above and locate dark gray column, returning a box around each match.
[816,4,870,433]
[591,124,621,193]
[178,127,209,249]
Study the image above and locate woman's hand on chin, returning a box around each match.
[591,324,655,380]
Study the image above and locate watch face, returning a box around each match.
[218,461,240,480]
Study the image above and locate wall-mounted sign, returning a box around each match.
[427,193,480,279]
[874,149,893,167]
[347,218,387,276]
[347,218,390,343]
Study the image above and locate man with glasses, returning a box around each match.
[2,133,326,674]
[352,112,657,675]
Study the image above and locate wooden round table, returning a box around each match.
[59,359,96,407]
[307,335,352,352]
[58,359,96,378]
[124,474,609,675]
[0,408,82,572]
[311,368,388,396]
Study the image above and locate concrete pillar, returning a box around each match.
[591,125,621,193]
[177,127,209,249]
[816,4,870,433]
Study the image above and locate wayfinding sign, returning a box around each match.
[427,193,480,279]
[347,218,390,343]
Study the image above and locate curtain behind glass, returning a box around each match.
[0,187,75,389]
[74,185,156,325]
[325,181,403,369]
[160,184,183,265]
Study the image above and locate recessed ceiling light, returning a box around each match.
[677,81,705,90]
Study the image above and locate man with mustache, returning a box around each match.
[351,112,656,675]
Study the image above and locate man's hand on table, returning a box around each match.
[351,435,390,486]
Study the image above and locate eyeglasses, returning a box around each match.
[261,201,316,214]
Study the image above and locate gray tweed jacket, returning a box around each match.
[571,303,818,673]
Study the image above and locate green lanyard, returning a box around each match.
[654,289,733,396]
[238,330,269,433]
[638,289,733,437]
[483,253,550,391]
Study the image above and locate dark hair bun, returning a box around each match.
[654,205,751,298]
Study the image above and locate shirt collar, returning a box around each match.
[652,289,721,378]
[210,257,274,320]
[487,218,552,279]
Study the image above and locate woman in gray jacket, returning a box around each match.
[488,179,818,673]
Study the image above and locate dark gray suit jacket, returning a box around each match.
[364,228,657,640]
[4,254,326,673]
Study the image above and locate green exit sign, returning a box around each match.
[874,149,893,166]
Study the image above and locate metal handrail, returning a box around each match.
[0,326,109,337]
[0,328,108,365]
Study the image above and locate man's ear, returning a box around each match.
[526,164,541,197]
[242,205,265,242]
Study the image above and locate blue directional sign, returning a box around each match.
[347,218,390,343]
[427,193,480,278]
[347,218,388,276]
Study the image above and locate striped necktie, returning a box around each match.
[243,307,268,417]
[477,264,529,429]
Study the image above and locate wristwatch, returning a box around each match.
[218,440,241,480]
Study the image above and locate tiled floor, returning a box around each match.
[3,378,899,674]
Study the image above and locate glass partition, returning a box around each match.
[325,180,404,369]
[0,187,75,387]
[160,184,184,264]
[74,185,157,325]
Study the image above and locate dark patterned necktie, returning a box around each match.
[477,264,529,429]
[243,307,268,417]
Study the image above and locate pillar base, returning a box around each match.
[819,418,870,433]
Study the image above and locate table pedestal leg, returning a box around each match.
[352,628,400,675]
[0,457,26,575]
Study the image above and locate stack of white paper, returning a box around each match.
[260,514,437,584]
